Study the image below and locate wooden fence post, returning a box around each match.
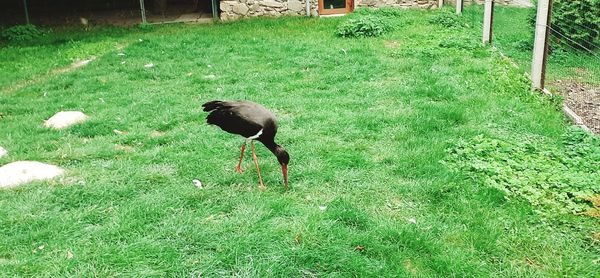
[438,0,444,8]
[531,0,553,90]
[482,0,494,44]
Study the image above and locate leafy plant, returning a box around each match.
[336,16,393,38]
[512,39,533,51]
[444,128,600,217]
[428,11,466,28]
[439,35,481,50]
[354,7,406,17]
[0,24,45,44]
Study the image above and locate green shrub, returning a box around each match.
[336,16,393,38]
[354,7,406,17]
[439,35,481,50]
[530,0,600,51]
[0,24,45,44]
[428,11,466,28]
[512,39,534,51]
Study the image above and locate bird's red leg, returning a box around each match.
[251,141,266,190]
[235,142,246,173]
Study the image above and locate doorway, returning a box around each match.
[318,0,353,15]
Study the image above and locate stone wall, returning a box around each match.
[446,0,532,6]
[220,0,319,20]
[219,0,531,20]
[356,0,437,9]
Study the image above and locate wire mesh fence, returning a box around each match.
[546,21,600,133]
[0,0,215,27]
[481,1,600,132]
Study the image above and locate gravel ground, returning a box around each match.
[554,80,600,134]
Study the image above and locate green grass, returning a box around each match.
[1,9,599,276]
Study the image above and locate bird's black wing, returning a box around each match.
[203,101,263,138]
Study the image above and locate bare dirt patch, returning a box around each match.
[4,57,97,95]
[553,80,600,134]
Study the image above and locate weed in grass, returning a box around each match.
[445,128,600,216]
[336,16,394,38]
[428,11,467,28]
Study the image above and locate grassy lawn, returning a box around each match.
[1,9,599,276]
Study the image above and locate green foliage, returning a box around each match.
[0,24,45,44]
[439,34,481,50]
[445,128,600,216]
[428,11,466,28]
[354,7,407,17]
[336,16,393,38]
[530,0,600,51]
[138,23,155,31]
[512,39,533,51]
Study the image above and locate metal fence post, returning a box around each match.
[139,0,147,24]
[23,0,30,24]
[212,0,219,20]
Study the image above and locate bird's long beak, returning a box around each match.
[282,164,288,189]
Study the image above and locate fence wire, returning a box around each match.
[0,0,214,26]
[484,1,599,132]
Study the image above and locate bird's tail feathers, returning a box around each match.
[202,100,225,112]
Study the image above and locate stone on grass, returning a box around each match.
[44,111,88,129]
[0,147,7,158]
[0,161,64,189]
[192,179,203,189]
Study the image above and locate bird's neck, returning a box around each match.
[262,140,280,155]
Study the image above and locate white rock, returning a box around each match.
[408,218,417,224]
[144,63,154,68]
[262,0,284,8]
[220,1,236,12]
[0,147,6,158]
[288,0,303,12]
[192,179,203,189]
[0,161,64,189]
[233,3,250,15]
[44,111,88,129]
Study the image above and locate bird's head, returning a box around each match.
[274,146,290,188]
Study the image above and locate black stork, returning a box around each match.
[202,100,290,190]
